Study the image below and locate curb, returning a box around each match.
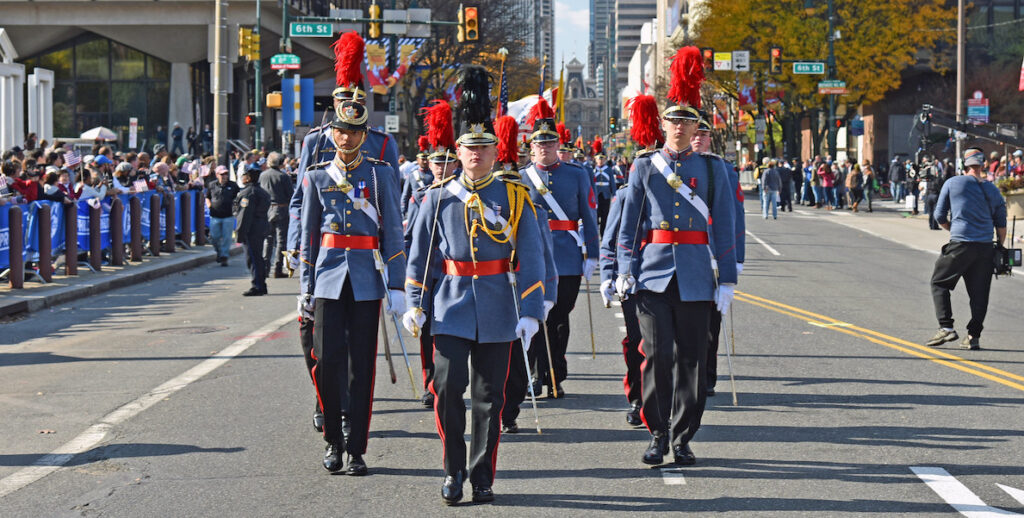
[0,245,244,318]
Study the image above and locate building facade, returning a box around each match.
[562,57,604,146]
[510,0,555,86]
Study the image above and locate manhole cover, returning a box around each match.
[147,326,228,335]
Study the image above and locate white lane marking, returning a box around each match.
[0,313,296,499]
[830,210,852,217]
[661,468,686,485]
[746,230,781,256]
[997,484,1024,506]
[808,321,853,328]
[611,300,622,307]
[911,467,1021,517]
[793,209,812,215]
[614,312,623,318]
[618,326,627,333]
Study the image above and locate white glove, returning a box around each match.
[582,258,598,278]
[402,308,426,336]
[736,262,744,275]
[297,294,314,320]
[385,289,406,316]
[515,316,540,346]
[615,274,635,299]
[716,284,735,315]
[543,300,555,320]
[287,251,300,270]
[600,279,615,307]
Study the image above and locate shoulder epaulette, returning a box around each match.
[635,149,657,159]
[700,152,723,160]
[499,177,530,190]
[368,128,388,137]
[365,156,388,165]
[308,161,330,171]
[617,183,628,190]
[426,175,458,189]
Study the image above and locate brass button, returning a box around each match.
[675,202,680,206]
[345,234,351,237]
[674,215,680,219]
[673,227,679,231]
[473,275,479,280]
[676,162,681,167]
[345,247,351,251]
[345,199,351,204]
[473,247,478,252]
[346,210,351,214]
[672,242,678,245]
[346,223,352,227]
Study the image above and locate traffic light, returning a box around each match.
[701,48,714,70]
[770,46,782,75]
[238,27,252,60]
[609,116,616,131]
[463,7,479,41]
[245,113,258,126]
[834,118,844,129]
[251,31,261,61]
[368,3,382,39]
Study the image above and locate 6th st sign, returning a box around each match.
[270,54,301,71]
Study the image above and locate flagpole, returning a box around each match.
[497,48,508,117]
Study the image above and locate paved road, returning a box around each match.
[2,201,1023,516]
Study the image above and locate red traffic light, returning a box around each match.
[771,48,781,58]
[245,114,255,125]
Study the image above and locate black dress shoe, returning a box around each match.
[501,421,519,434]
[421,392,435,408]
[642,434,669,465]
[346,454,368,476]
[241,287,264,296]
[673,443,696,465]
[707,386,716,397]
[549,384,565,399]
[273,271,288,278]
[323,443,343,472]
[471,485,494,503]
[441,470,466,505]
[313,406,324,433]
[625,402,642,426]
[341,414,351,444]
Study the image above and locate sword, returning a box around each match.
[508,271,542,434]
[582,252,597,360]
[541,320,558,398]
[377,250,419,398]
[380,309,398,384]
[730,304,736,355]
[723,307,738,406]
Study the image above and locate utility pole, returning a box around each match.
[955,0,965,170]
[254,0,263,151]
[280,0,290,155]
[213,0,228,165]
[826,0,837,159]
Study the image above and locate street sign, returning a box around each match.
[129,118,138,149]
[732,51,750,72]
[270,53,301,70]
[794,62,826,74]
[289,22,332,38]
[818,79,847,95]
[331,9,362,32]
[384,115,399,133]
[713,52,732,71]
[967,97,989,124]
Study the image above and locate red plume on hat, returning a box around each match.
[420,99,455,151]
[592,136,603,156]
[667,46,704,108]
[417,135,429,153]
[332,31,365,88]
[494,115,519,164]
[526,97,556,126]
[556,122,570,145]
[628,95,664,148]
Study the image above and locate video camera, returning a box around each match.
[995,216,1021,277]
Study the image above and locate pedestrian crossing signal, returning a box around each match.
[770,46,782,75]
[702,48,714,69]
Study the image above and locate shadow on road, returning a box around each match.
[0,443,245,467]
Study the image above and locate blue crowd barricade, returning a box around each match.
[76,200,112,252]
[0,205,10,271]
[25,201,66,262]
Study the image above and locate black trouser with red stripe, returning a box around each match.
[530,275,581,385]
[432,335,511,487]
[620,296,643,405]
[636,280,710,448]
[707,304,721,390]
[313,281,380,453]
[501,339,527,424]
[299,315,320,413]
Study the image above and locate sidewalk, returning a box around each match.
[0,244,243,319]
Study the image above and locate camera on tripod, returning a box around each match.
[995,216,1021,277]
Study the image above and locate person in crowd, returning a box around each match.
[761,159,781,219]
[206,165,239,266]
[258,152,294,278]
[862,160,875,212]
[234,166,271,296]
[847,163,864,212]
[186,126,198,156]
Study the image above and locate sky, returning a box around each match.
[554,0,590,78]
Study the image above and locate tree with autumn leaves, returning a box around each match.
[693,0,955,157]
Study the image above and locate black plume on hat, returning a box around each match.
[455,65,496,145]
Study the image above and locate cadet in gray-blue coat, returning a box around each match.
[692,113,746,395]
[402,68,545,503]
[615,85,737,467]
[299,101,407,476]
[592,153,618,234]
[520,118,600,398]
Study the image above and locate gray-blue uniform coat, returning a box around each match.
[405,173,546,344]
[300,157,405,301]
[592,164,618,202]
[519,161,599,275]
[615,148,737,299]
[401,167,434,221]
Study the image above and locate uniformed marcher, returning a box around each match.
[405,99,460,408]
[258,152,294,278]
[521,98,600,398]
[615,46,737,466]
[591,138,618,234]
[402,66,545,505]
[299,99,407,475]
[234,166,271,296]
[493,113,558,433]
[402,136,435,220]
[286,30,402,433]
[691,111,746,396]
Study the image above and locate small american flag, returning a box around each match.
[498,64,509,117]
[64,150,81,167]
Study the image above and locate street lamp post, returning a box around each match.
[806,0,838,159]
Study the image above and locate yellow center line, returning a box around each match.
[734,292,1024,393]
